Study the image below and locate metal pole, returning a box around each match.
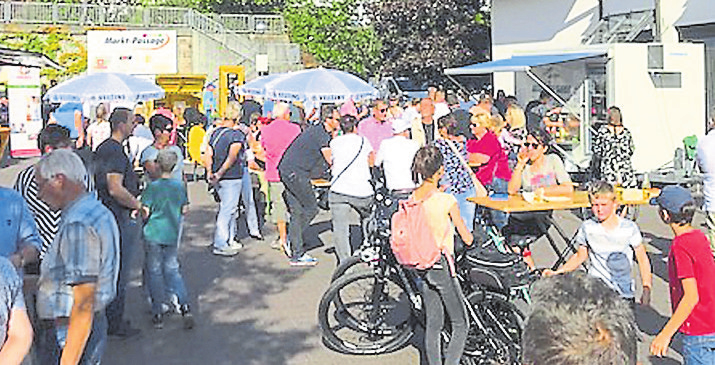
[445,75,474,101]
[525,68,581,120]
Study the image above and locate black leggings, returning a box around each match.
[422,255,468,365]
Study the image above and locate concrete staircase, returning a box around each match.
[0,1,302,80]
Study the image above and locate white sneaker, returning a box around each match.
[230,240,244,250]
[213,245,240,256]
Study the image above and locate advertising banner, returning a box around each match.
[87,30,178,75]
[7,66,41,157]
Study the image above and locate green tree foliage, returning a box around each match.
[370,0,491,85]
[282,0,380,77]
[0,27,87,81]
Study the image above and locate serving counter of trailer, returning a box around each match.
[445,43,706,183]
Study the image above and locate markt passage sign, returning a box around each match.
[87,30,177,74]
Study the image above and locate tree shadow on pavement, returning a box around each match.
[103,205,316,365]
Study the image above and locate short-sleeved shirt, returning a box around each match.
[375,135,420,191]
[37,194,120,319]
[140,145,185,182]
[52,102,82,139]
[667,229,715,335]
[329,133,374,197]
[260,119,301,182]
[14,165,94,258]
[575,217,642,298]
[422,191,458,255]
[209,127,246,180]
[278,124,331,176]
[520,154,571,191]
[86,121,111,151]
[0,187,41,258]
[357,116,392,154]
[141,178,188,245]
[0,256,25,348]
[466,131,511,185]
[433,139,473,194]
[95,138,139,215]
[696,131,715,211]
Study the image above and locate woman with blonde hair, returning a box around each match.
[86,102,111,151]
[467,113,511,228]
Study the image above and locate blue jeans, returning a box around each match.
[486,177,509,230]
[146,243,189,316]
[446,185,476,232]
[241,167,261,236]
[683,333,715,364]
[55,311,108,365]
[106,211,139,331]
[214,178,243,249]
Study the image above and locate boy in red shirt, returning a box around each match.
[651,186,715,363]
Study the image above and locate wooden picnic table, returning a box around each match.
[467,188,660,213]
[468,188,660,270]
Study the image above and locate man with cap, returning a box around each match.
[650,186,715,363]
[375,117,420,194]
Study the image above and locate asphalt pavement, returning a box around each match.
[0,157,688,365]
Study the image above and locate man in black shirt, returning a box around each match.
[278,106,340,266]
[94,107,141,338]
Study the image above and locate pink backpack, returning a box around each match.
[391,191,455,274]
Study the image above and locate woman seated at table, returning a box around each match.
[505,129,573,269]
[467,113,511,230]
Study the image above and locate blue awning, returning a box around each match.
[444,51,606,75]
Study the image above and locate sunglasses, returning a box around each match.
[523,142,541,149]
[378,108,388,113]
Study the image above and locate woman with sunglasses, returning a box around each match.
[506,129,573,268]
[467,113,511,229]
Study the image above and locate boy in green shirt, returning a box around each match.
[140,149,193,329]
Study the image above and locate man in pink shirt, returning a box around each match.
[357,99,392,154]
[260,102,301,253]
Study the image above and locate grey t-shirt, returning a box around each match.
[140,145,185,182]
[0,256,25,348]
[520,153,571,191]
[575,217,642,298]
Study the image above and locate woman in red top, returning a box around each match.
[467,113,511,229]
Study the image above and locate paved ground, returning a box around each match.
[1,157,689,364]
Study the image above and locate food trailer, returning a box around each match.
[445,42,706,183]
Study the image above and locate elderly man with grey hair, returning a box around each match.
[523,271,638,365]
[35,149,119,365]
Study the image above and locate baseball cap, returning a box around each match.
[392,117,411,134]
[650,185,693,213]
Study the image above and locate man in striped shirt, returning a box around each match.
[14,124,94,258]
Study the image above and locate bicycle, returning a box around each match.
[318,180,533,363]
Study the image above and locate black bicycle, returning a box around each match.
[318,181,533,363]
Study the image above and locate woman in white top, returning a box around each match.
[329,115,375,263]
[86,103,111,151]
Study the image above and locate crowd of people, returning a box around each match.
[1,84,715,365]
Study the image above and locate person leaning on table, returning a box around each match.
[505,128,573,269]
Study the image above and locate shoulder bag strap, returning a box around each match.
[332,136,364,187]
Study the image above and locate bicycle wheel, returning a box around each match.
[318,270,415,355]
[461,290,524,365]
[331,254,373,282]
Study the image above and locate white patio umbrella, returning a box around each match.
[238,68,378,103]
[237,73,285,97]
[44,72,165,104]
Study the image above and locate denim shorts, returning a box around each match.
[682,333,715,365]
